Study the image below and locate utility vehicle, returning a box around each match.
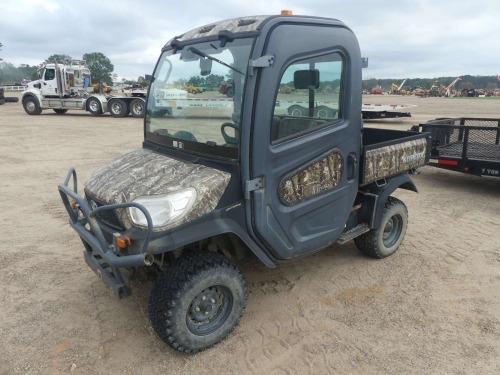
[59,12,430,353]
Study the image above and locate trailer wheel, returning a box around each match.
[53,108,68,114]
[22,96,42,115]
[87,97,102,115]
[149,251,247,353]
[109,99,129,117]
[354,197,408,259]
[130,98,145,118]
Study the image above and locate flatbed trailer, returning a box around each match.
[412,117,500,177]
[153,92,416,120]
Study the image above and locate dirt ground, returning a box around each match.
[1,93,499,375]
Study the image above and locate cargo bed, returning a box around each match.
[361,128,431,185]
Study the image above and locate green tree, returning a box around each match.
[83,52,114,84]
[46,54,72,64]
[0,42,3,61]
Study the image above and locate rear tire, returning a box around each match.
[130,98,145,118]
[354,197,408,258]
[108,98,129,117]
[22,96,42,115]
[149,252,247,353]
[87,97,102,115]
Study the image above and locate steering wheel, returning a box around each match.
[221,122,240,145]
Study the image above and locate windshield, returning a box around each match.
[145,38,254,159]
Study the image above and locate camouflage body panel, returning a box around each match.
[363,138,427,184]
[280,151,343,205]
[84,149,231,232]
[168,16,269,45]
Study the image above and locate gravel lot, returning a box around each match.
[1,93,499,374]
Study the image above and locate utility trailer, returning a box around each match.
[21,60,145,118]
[412,118,500,178]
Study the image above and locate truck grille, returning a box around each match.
[86,196,125,231]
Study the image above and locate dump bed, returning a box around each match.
[361,128,431,185]
[415,118,500,178]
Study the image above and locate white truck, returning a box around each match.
[21,60,145,118]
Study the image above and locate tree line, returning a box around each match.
[0,51,116,86]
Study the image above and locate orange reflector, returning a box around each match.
[71,200,78,209]
[281,9,293,15]
[116,235,132,248]
[438,159,458,166]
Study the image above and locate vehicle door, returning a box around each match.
[248,24,361,260]
[40,67,59,96]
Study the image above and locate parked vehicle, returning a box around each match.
[58,12,431,353]
[21,60,145,118]
[412,117,500,177]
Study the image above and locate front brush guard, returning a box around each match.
[58,168,154,298]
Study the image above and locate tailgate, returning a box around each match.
[361,128,431,185]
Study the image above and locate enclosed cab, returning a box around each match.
[59,13,429,353]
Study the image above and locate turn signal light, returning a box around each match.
[115,234,132,248]
[281,9,293,15]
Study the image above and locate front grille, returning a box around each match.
[86,195,125,231]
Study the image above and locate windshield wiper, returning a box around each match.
[188,47,246,76]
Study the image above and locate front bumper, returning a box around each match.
[58,168,154,298]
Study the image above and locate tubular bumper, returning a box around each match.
[58,168,154,298]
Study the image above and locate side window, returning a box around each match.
[44,69,55,81]
[271,52,343,142]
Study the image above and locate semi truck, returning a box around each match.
[58,12,431,353]
[21,60,145,118]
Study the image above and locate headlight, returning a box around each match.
[128,188,197,228]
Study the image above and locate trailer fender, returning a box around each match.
[361,173,418,230]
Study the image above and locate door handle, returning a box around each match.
[347,153,358,181]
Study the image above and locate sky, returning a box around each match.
[1,0,499,81]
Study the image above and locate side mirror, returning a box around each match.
[294,70,320,89]
[200,58,212,76]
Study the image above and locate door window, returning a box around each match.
[44,68,55,81]
[271,53,343,142]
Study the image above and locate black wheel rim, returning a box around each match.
[187,285,233,335]
[382,214,403,247]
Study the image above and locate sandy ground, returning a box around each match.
[1,93,499,375]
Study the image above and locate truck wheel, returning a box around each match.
[53,109,68,114]
[288,105,305,117]
[315,105,335,118]
[22,96,42,115]
[354,197,408,259]
[225,87,234,97]
[109,99,129,117]
[149,251,248,353]
[130,98,145,118]
[87,97,102,115]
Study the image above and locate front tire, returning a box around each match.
[22,96,42,115]
[149,252,248,353]
[354,197,408,258]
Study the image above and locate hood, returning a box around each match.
[84,148,231,231]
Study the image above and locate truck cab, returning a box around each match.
[59,13,430,353]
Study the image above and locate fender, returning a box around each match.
[359,173,418,229]
[85,95,109,113]
[21,91,43,106]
